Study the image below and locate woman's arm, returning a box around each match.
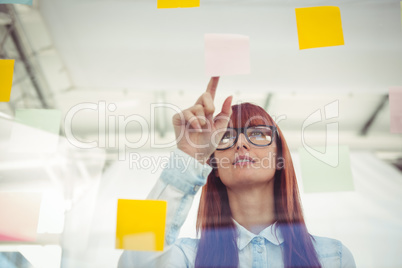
[148,149,212,247]
[118,149,212,268]
[119,77,232,267]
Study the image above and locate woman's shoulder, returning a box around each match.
[171,237,199,267]
[311,235,342,256]
[311,235,356,267]
[174,237,199,255]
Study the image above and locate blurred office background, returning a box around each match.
[0,0,401,267]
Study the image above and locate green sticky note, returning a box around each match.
[15,109,61,135]
[0,0,33,5]
[298,145,354,193]
[9,109,61,153]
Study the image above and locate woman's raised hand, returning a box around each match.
[172,77,233,164]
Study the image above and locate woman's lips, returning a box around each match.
[233,155,255,166]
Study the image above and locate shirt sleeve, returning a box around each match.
[341,243,356,268]
[118,149,212,268]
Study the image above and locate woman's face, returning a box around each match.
[213,127,278,190]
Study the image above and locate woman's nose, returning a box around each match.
[236,133,250,150]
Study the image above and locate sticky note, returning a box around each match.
[298,145,354,193]
[9,109,61,153]
[115,199,167,251]
[157,0,199,9]
[295,6,344,50]
[389,87,402,133]
[15,109,61,134]
[0,192,42,242]
[205,34,250,76]
[0,60,14,102]
[0,0,33,5]
[180,0,199,8]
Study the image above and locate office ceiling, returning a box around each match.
[37,0,402,92]
[0,0,401,156]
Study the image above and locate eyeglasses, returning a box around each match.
[216,125,278,150]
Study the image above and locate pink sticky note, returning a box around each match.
[205,34,251,76]
[389,87,402,133]
[0,192,42,242]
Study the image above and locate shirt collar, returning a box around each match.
[232,219,284,250]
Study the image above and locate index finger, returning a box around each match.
[206,76,220,100]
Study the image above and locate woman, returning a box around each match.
[118,77,356,268]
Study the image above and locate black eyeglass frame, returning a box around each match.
[216,125,279,151]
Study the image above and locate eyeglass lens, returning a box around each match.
[218,126,273,149]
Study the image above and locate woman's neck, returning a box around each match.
[227,182,276,235]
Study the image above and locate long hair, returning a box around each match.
[195,103,321,268]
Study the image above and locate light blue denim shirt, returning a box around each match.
[118,149,356,268]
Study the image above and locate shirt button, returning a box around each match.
[257,247,263,253]
[193,185,200,192]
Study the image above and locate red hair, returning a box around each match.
[195,103,321,268]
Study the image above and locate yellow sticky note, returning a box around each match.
[157,0,199,9]
[180,0,199,8]
[0,59,15,102]
[115,199,167,251]
[295,6,344,50]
